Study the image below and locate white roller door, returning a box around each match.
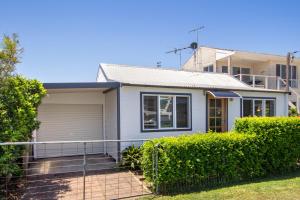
[35,104,103,158]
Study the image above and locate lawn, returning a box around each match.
[142,171,300,200]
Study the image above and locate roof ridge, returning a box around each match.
[100,63,238,76]
[100,63,182,72]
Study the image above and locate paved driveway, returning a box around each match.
[22,155,151,199]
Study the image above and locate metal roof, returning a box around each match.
[97,63,285,93]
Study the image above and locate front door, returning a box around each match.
[207,95,228,132]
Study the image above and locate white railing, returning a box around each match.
[234,74,287,90]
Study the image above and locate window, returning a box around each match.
[254,100,263,116]
[143,96,158,129]
[142,93,191,131]
[160,96,173,128]
[176,96,189,128]
[232,67,251,75]
[203,65,214,72]
[265,100,275,116]
[222,66,228,73]
[242,98,276,117]
[243,99,253,117]
[276,64,298,87]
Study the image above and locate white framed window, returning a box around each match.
[141,93,192,131]
[242,98,276,117]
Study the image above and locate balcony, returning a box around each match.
[234,74,288,90]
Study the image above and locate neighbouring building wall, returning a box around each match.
[104,89,118,159]
[119,86,206,141]
[182,47,217,72]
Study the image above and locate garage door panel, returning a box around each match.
[36,104,103,158]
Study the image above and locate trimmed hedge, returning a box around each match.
[141,117,300,193]
[235,117,300,174]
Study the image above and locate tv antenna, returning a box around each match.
[189,26,205,46]
[189,26,205,68]
[166,42,198,67]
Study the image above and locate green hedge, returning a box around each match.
[235,117,300,174]
[141,117,300,193]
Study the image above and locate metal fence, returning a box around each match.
[0,139,157,200]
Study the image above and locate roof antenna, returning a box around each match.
[156,61,162,68]
[189,26,205,69]
[166,42,198,67]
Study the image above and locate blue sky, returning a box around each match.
[1,0,300,82]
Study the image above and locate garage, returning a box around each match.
[32,82,120,158]
[35,103,104,158]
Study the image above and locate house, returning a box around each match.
[183,46,300,112]
[33,62,288,159]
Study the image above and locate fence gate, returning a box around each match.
[0,139,156,200]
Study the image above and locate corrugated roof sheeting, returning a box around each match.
[98,63,285,92]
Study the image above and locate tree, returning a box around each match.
[0,34,23,79]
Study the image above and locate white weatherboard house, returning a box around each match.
[34,62,288,158]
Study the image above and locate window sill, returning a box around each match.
[141,128,192,133]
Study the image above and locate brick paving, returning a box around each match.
[22,171,151,200]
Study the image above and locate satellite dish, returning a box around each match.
[190,42,198,50]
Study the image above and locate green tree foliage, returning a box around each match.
[0,76,46,176]
[0,34,23,80]
[0,34,46,177]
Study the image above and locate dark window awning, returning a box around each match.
[207,90,241,98]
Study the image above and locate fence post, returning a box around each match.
[152,143,159,194]
[83,142,87,200]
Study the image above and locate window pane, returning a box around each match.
[160,96,173,128]
[222,66,228,73]
[241,68,250,74]
[204,65,214,72]
[232,67,240,75]
[254,100,263,116]
[143,96,158,129]
[243,99,253,117]
[176,97,189,128]
[281,65,286,79]
[276,64,281,76]
[292,66,297,79]
[265,100,275,116]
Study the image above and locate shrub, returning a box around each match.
[120,145,142,170]
[235,117,300,174]
[0,76,46,176]
[289,107,299,117]
[142,117,300,193]
[142,132,263,192]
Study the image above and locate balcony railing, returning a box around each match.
[234,74,288,90]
